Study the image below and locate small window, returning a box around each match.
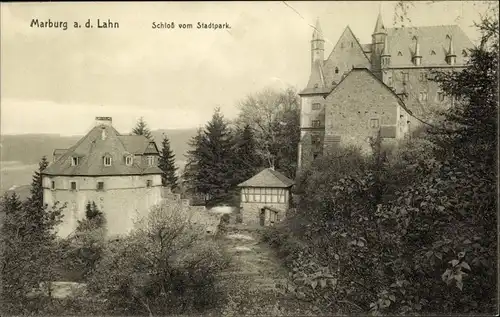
[419,72,426,81]
[71,157,79,166]
[51,181,55,190]
[437,91,445,102]
[462,49,468,57]
[341,42,344,48]
[147,156,154,167]
[332,81,337,86]
[125,155,133,166]
[446,34,451,40]
[369,119,380,128]
[314,83,319,88]
[70,181,77,191]
[335,67,339,74]
[430,50,436,55]
[387,76,393,87]
[97,182,104,191]
[146,180,152,188]
[311,120,321,128]
[313,153,319,160]
[351,42,353,48]
[397,51,403,56]
[402,72,409,83]
[104,156,112,166]
[419,91,428,101]
[312,103,321,110]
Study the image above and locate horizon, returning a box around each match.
[1,1,489,135]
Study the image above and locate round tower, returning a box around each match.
[311,17,325,68]
[371,12,387,78]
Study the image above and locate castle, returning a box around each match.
[42,117,163,237]
[298,13,473,167]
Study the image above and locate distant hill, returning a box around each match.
[0,128,197,165]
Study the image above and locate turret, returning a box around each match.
[381,35,391,68]
[412,37,422,66]
[446,36,456,65]
[311,17,325,67]
[371,12,387,77]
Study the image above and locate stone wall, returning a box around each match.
[239,201,288,226]
[42,174,162,237]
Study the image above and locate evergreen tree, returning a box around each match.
[158,134,178,190]
[184,108,236,202]
[1,157,64,312]
[132,117,153,140]
[232,124,261,185]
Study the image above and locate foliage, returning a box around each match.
[158,133,179,190]
[236,87,300,179]
[0,157,65,314]
[132,116,153,140]
[183,108,237,203]
[86,201,230,315]
[231,124,261,185]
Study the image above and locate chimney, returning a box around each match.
[95,117,112,126]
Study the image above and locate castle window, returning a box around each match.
[312,103,321,110]
[146,180,152,188]
[462,49,468,57]
[397,51,403,56]
[314,83,319,88]
[332,81,337,86]
[419,91,428,101]
[387,76,393,87]
[97,182,105,191]
[103,156,112,166]
[313,152,320,160]
[402,72,409,83]
[70,181,77,191]
[437,91,445,102]
[369,119,380,128]
[335,67,339,74]
[51,181,55,190]
[71,156,79,166]
[147,156,155,166]
[311,120,321,128]
[125,155,133,166]
[419,72,426,81]
[430,50,436,55]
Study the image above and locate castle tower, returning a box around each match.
[371,11,387,78]
[381,35,391,68]
[446,36,457,65]
[311,17,325,68]
[412,36,422,66]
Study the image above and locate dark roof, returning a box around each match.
[385,25,473,67]
[43,124,161,176]
[238,168,294,188]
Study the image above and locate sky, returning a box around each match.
[0,1,491,136]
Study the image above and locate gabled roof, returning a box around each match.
[238,168,295,188]
[327,67,413,116]
[385,25,473,66]
[43,124,162,176]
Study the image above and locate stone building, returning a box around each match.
[42,117,163,237]
[298,13,473,167]
[237,168,294,226]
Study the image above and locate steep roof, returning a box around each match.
[327,67,413,116]
[385,25,473,67]
[43,124,162,176]
[300,60,328,95]
[238,168,295,188]
[373,12,387,34]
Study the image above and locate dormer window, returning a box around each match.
[397,51,403,56]
[430,50,436,55]
[314,83,318,88]
[335,67,339,74]
[462,49,468,57]
[71,156,80,166]
[103,156,112,166]
[147,156,154,167]
[125,155,133,166]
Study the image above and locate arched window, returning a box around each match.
[125,155,133,166]
[335,67,339,74]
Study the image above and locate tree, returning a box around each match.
[231,124,261,185]
[236,87,300,179]
[132,117,153,140]
[1,157,65,313]
[158,134,178,190]
[184,108,236,203]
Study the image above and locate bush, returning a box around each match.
[86,201,231,315]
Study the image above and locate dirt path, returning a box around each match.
[216,225,316,316]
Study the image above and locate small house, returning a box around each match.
[237,168,295,226]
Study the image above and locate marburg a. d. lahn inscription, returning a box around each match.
[30,18,120,30]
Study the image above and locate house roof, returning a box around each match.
[384,25,473,67]
[238,168,295,188]
[327,67,413,116]
[43,124,162,176]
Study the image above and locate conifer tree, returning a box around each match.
[158,134,178,190]
[232,124,260,185]
[132,117,153,140]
